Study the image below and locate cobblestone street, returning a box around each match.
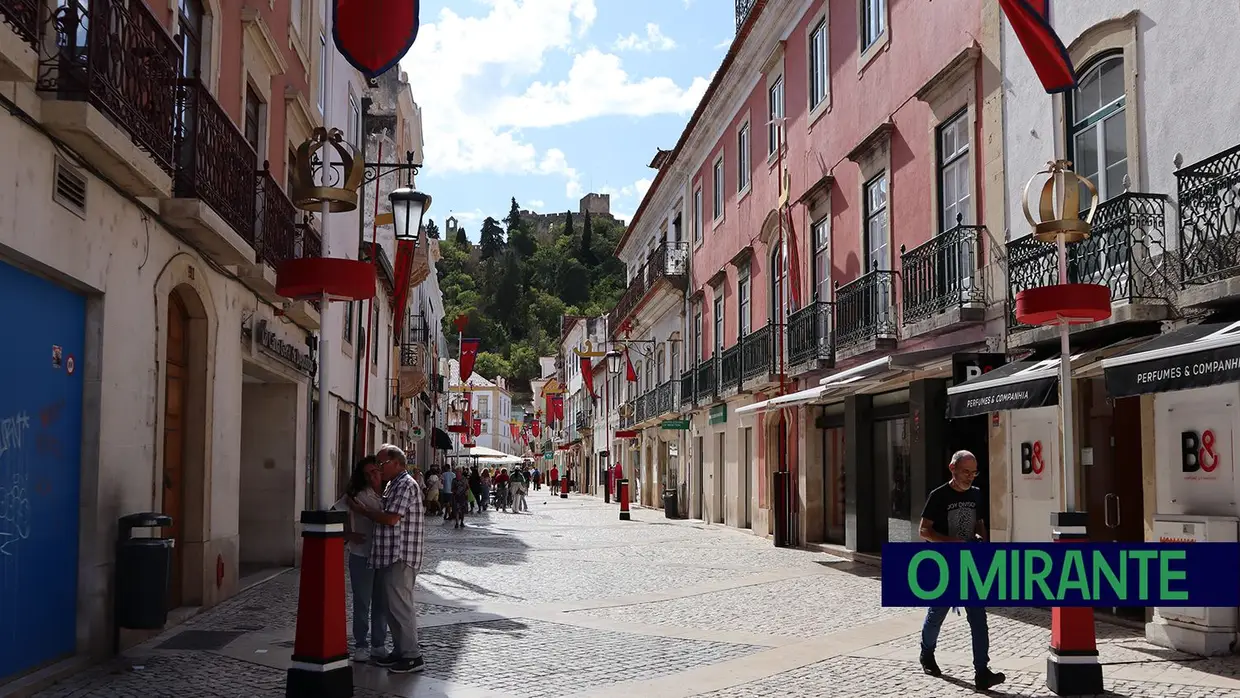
[25,491,1240,698]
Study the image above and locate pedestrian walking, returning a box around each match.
[495,468,510,512]
[332,455,388,663]
[917,449,1005,690]
[440,465,456,521]
[549,465,560,493]
[348,445,426,674]
[424,467,441,517]
[451,466,469,527]
[510,467,528,513]
[481,468,492,511]
[468,466,482,513]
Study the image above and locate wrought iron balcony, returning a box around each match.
[574,410,591,431]
[1007,192,1169,329]
[256,168,299,268]
[173,77,258,245]
[900,220,985,326]
[679,370,695,407]
[1178,144,1240,286]
[740,324,775,381]
[607,241,690,331]
[655,379,676,416]
[835,267,898,350]
[695,356,716,402]
[788,301,834,368]
[38,0,180,172]
[719,343,742,391]
[296,222,321,260]
[736,0,756,30]
[1,0,38,45]
[405,313,429,345]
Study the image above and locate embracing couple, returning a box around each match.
[334,444,426,674]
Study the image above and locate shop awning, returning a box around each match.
[946,358,1061,418]
[431,427,453,450]
[735,385,829,416]
[1102,321,1240,398]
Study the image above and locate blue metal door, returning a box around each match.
[0,259,84,680]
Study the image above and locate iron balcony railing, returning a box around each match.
[719,343,742,391]
[296,222,321,260]
[695,356,716,402]
[679,371,695,407]
[1007,192,1169,329]
[740,324,775,381]
[256,167,299,268]
[735,0,756,29]
[900,219,986,326]
[399,343,424,368]
[574,410,591,431]
[835,267,898,349]
[38,0,180,173]
[620,401,636,429]
[655,379,676,415]
[405,313,429,345]
[0,0,38,45]
[788,301,834,367]
[1177,144,1240,286]
[173,77,259,245]
[607,241,690,330]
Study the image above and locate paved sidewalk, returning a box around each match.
[25,491,1240,697]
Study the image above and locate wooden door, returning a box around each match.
[162,295,189,609]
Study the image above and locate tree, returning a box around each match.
[563,210,574,239]
[472,351,512,381]
[425,218,441,239]
[479,217,506,260]
[578,209,597,267]
[504,197,523,232]
[455,226,469,247]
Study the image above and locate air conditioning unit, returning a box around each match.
[1147,514,1239,656]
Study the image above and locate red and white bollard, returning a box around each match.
[618,479,631,521]
[560,472,569,499]
[286,510,352,697]
[1046,511,1103,695]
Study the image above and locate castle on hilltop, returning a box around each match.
[519,193,626,236]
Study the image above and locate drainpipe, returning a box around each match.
[350,98,373,459]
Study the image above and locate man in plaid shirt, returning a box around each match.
[349,444,425,674]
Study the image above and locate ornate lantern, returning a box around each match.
[390,187,432,243]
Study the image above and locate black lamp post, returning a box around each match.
[390,187,431,243]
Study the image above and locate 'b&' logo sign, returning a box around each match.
[1020,441,1045,476]
[1182,430,1221,475]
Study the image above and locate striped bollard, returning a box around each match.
[286,510,352,698]
[1046,511,1103,695]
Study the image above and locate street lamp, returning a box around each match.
[390,187,431,243]
[606,349,623,375]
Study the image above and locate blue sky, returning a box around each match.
[398,0,734,238]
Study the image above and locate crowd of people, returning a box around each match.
[418,462,546,526]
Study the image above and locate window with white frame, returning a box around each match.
[713,293,724,353]
[809,18,828,110]
[656,348,666,384]
[693,302,703,360]
[693,188,703,242]
[1069,55,1127,203]
[768,77,784,155]
[347,90,361,147]
[864,174,889,271]
[771,246,790,322]
[291,0,303,36]
[478,395,490,419]
[738,264,751,336]
[938,110,970,229]
[712,156,724,220]
[318,33,327,113]
[812,217,830,301]
[737,123,751,192]
[671,341,681,377]
[862,0,886,51]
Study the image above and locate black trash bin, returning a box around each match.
[115,513,174,631]
[663,489,678,519]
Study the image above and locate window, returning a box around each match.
[712,156,724,220]
[318,33,328,113]
[938,110,971,229]
[809,19,828,111]
[768,77,784,155]
[862,0,886,51]
[713,293,724,353]
[771,246,790,322]
[243,85,263,155]
[347,90,361,146]
[671,342,681,377]
[1068,55,1127,203]
[343,302,354,344]
[693,303,703,360]
[738,264,751,336]
[478,395,490,419]
[863,174,889,270]
[656,348,666,384]
[693,188,703,242]
[812,217,830,301]
[291,0,303,35]
[371,304,380,366]
[178,0,204,79]
[737,123,751,192]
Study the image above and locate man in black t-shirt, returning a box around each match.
[917,450,1006,691]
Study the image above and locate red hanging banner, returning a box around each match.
[552,395,565,423]
[333,0,422,80]
[510,423,519,439]
[472,418,482,437]
[531,419,541,438]
[459,338,481,382]
[625,348,638,383]
[581,357,598,398]
[998,0,1077,93]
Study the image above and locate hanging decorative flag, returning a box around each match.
[545,392,556,425]
[333,0,422,80]
[625,348,638,383]
[531,419,541,438]
[581,356,598,398]
[472,418,482,437]
[459,338,481,382]
[510,423,519,439]
[998,0,1077,93]
[553,395,565,424]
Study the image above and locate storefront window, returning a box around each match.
[822,426,846,544]
[875,418,912,542]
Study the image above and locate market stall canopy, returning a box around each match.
[1102,321,1240,398]
[478,454,524,465]
[449,445,510,459]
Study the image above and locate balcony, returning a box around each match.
[238,168,299,301]
[161,77,260,268]
[788,301,834,373]
[835,268,898,359]
[679,371,695,408]
[574,410,591,432]
[1007,192,1173,345]
[607,241,689,332]
[405,313,429,345]
[1177,144,1240,308]
[735,0,755,30]
[38,0,179,197]
[694,356,716,403]
[900,220,986,337]
[741,323,780,389]
[399,343,428,398]
[0,0,38,81]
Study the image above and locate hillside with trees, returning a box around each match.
[432,198,626,395]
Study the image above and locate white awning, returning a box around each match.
[818,356,894,387]
[735,385,829,416]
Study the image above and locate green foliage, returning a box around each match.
[454,225,469,247]
[436,197,627,394]
[424,218,441,239]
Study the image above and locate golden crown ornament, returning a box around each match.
[290,127,363,213]
[1021,159,1099,243]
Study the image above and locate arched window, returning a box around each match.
[179,0,205,78]
[656,347,666,384]
[1068,54,1127,202]
[771,245,790,323]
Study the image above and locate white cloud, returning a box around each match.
[401,1,706,204]
[714,37,732,50]
[528,199,546,209]
[613,23,677,52]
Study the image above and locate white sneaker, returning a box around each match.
[352,648,370,662]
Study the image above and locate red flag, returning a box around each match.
[472,418,481,437]
[999,0,1077,93]
[390,239,416,335]
[531,419,541,438]
[459,338,481,382]
[625,348,638,383]
[510,423,519,439]
[545,393,555,424]
[581,357,598,398]
[552,395,565,423]
[333,0,421,79]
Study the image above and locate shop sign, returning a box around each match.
[243,319,317,376]
[1019,440,1047,480]
[660,419,690,430]
[543,451,553,461]
[1181,428,1226,480]
[952,353,1006,385]
[709,404,727,425]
